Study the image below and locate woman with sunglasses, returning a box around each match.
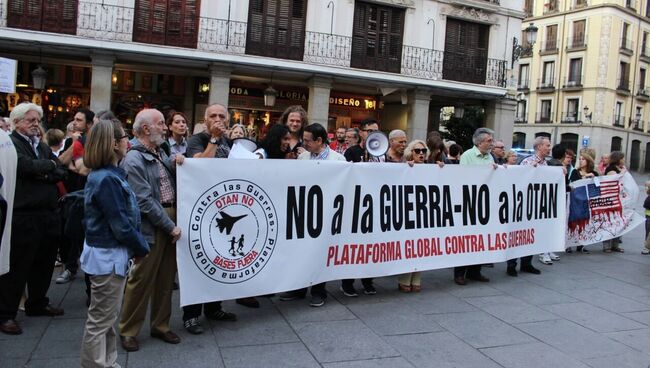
[398,140,428,292]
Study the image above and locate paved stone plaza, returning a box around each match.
[3,173,650,368]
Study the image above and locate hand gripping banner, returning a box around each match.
[177,159,566,306]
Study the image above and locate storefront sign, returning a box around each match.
[0,57,18,94]
[229,86,307,102]
[329,96,377,110]
[177,161,566,305]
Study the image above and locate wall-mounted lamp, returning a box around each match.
[198,82,210,93]
[511,23,538,68]
[264,85,277,107]
[583,106,592,121]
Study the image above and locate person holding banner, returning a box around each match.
[280,123,345,307]
[279,105,308,158]
[343,128,363,163]
[397,139,428,292]
[254,124,292,159]
[602,151,626,253]
[454,128,496,285]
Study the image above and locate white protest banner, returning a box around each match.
[0,57,18,94]
[567,172,643,245]
[177,160,566,306]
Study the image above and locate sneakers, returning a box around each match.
[539,253,553,265]
[549,252,560,261]
[642,248,650,255]
[363,284,377,295]
[55,269,75,284]
[309,295,326,307]
[340,285,358,297]
[183,317,204,335]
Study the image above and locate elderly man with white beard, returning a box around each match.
[118,109,183,352]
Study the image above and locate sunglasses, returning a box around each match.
[413,148,427,154]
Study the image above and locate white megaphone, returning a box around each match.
[365,131,389,157]
[228,138,259,159]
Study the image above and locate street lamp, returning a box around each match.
[31,65,47,90]
[583,106,592,122]
[511,23,538,68]
[263,85,277,107]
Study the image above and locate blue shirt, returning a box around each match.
[80,240,130,277]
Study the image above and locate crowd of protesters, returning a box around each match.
[0,102,637,368]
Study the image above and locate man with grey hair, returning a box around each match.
[491,139,507,164]
[0,103,66,335]
[186,103,231,158]
[118,108,183,351]
[453,127,496,286]
[386,129,407,163]
[0,117,10,132]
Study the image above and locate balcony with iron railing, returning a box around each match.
[540,40,559,54]
[563,75,583,89]
[637,84,649,99]
[535,111,554,123]
[561,111,582,123]
[517,78,530,91]
[625,0,637,11]
[620,37,634,54]
[613,115,626,127]
[641,45,650,61]
[566,35,587,50]
[617,78,631,92]
[515,112,527,123]
[537,77,555,91]
[571,0,588,9]
[1,1,508,88]
[630,118,644,131]
[543,1,559,14]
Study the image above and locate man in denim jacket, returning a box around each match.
[118,109,182,351]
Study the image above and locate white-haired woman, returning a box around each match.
[398,139,428,292]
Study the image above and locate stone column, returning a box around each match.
[307,76,332,128]
[209,63,231,106]
[485,98,517,147]
[406,89,431,141]
[89,53,115,112]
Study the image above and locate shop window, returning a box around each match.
[7,0,77,35]
[351,1,405,73]
[246,0,308,61]
[133,0,201,48]
[443,19,489,84]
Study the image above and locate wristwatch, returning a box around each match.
[209,137,218,145]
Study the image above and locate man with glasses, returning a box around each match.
[491,139,507,165]
[0,103,66,335]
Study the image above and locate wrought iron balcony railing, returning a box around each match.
[535,112,554,123]
[538,77,555,90]
[617,78,631,91]
[517,79,530,90]
[514,113,527,123]
[197,17,247,54]
[561,112,582,123]
[563,75,583,88]
[626,0,637,11]
[541,40,559,53]
[620,37,634,52]
[638,85,649,96]
[613,115,626,127]
[77,1,133,41]
[304,31,352,67]
[401,45,443,80]
[566,35,587,49]
[630,118,644,131]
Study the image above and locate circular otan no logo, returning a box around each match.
[188,179,278,284]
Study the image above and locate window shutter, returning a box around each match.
[245,0,306,60]
[7,0,42,31]
[133,0,167,45]
[350,1,403,72]
[443,19,488,84]
[41,0,77,34]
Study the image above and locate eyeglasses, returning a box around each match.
[362,128,377,133]
[494,146,505,149]
[116,134,129,140]
[413,148,427,154]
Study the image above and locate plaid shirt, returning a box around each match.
[154,151,175,204]
[310,145,331,160]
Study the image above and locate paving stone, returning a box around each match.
[479,341,590,368]
[0,357,28,367]
[402,291,478,315]
[621,310,650,326]
[0,317,49,341]
[294,319,399,363]
[322,356,415,368]
[0,337,38,359]
[463,295,560,324]
[126,337,224,368]
[221,342,318,368]
[489,279,578,305]
[274,298,357,325]
[346,301,444,336]
[605,328,650,353]
[31,336,81,359]
[213,307,299,347]
[432,311,535,348]
[515,319,639,360]
[27,354,126,368]
[41,318,85,342]
[385,331,501,368]
[581,351,650,368]
[539,302,646,332]
[568,288,650,313]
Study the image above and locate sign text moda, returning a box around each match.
[177,160,566,306]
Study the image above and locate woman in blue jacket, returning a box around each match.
[80,119,149,368]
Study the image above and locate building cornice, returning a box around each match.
[524,4,650,23]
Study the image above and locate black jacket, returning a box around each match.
[10,132,65,211]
